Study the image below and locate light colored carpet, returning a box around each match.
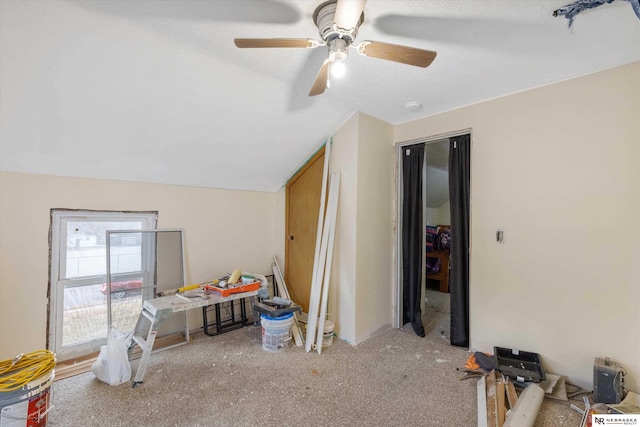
[47,290,583,426]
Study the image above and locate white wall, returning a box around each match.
[426,203,451,226]
[0,171,280,359]
[425,208,439,226]
[394,62,640,392]
[437,201,450,225]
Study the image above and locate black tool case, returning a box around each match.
[253,301,301,318]
[494,346,545,383]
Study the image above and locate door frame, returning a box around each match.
[393,128,472,329]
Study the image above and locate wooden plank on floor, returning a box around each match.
[486,370,498,427]
[505,378,518,410]
[497,378,506,427]
[55,357,96,381]
[54,332,188,381]
[477,375,488,427]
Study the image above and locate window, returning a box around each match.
[49,210,157,361]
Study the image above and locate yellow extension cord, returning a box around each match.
[0,350,56,392]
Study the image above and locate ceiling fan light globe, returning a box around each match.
[331,61,346,78]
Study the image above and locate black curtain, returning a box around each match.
[402,144,425,337]
[449,134,471,347]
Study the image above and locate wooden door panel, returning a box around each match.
[285,147,324,313]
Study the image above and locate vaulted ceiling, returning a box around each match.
[1,0,638,192]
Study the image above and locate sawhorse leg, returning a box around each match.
[201,296,258,336]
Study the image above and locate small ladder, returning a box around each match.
[128,304,170,388]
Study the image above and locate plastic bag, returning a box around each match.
[91,326,133,385]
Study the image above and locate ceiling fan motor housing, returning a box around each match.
[313,0,364,46]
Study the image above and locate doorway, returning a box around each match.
[395,131,471,346]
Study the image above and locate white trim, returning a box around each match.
[315,172,340,354]
[305,187,332,352]
[312,140,331,299]
[396,128,472,148]
[306,141,331,352]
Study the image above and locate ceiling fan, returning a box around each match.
[234,0,437,96]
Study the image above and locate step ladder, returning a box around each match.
[128,291,257,387]
[128,293,212,387]
[128,303,172,388]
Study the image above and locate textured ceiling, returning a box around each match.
[1,0,639,192]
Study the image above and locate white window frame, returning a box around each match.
[49,210,157,361]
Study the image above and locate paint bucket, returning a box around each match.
[322,320,334,347]
[261,313,294,352]
[0,370,54,427]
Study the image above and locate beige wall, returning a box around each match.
[328,112,395,344]
[0,172,280,359]
[394,62,640,391]
[1,62,637,393]
[274,187,286,268]
[329,114,359,343]
[354,113,394,341]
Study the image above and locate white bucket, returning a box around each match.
[261,313,294,352]
[0,370,54,427]
[322,320,334,347]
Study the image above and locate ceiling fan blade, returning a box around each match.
[357,40,437,68]
[334,0,367,31]
[234,38,316,48]
[309,60,330,96]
